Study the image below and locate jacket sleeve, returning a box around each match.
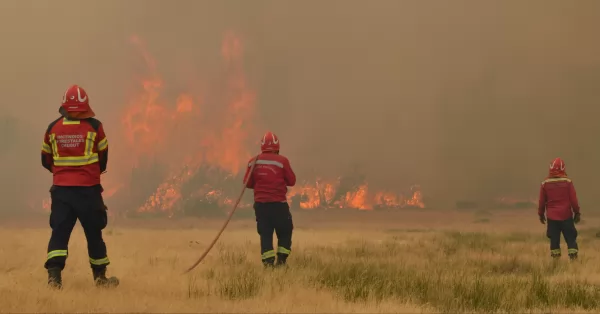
[96,123,108,173]
[569,181,580,214]
[41,131,53,173]
[537,184,546,216]
[284,158,296,187]
[243,160,255,189]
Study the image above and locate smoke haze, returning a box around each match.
[1,0,599,214]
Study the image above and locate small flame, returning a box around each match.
[42,198,51,212]
[176,94,194,114]
[287,181,425,210]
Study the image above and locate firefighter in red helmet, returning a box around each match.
[243,131,296,267]
[41,85,119,289]
[538,157,581,260]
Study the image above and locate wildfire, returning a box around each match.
[31,31,430,217]
[287,180,425,210]
[120,31,256,217]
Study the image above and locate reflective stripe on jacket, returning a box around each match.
[41,117,108,186]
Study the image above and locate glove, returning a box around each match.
[574,212,581,224]
[539,214,546,224]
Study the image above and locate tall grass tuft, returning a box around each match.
[217,268,264,300]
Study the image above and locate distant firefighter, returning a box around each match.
[41,85,119,289]
[538,158,581,260]
[243,131,296,267]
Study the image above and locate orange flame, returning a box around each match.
[42,198,51,213]
[287,181,425,210]
[32,31,433,217]
[121,31,255,217]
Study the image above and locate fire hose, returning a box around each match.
[183,155,259,274]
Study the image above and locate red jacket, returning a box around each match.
[243,152,296,203]
[41,117,108,186]
[538,177,580,221]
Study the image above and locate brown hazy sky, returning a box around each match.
[1,0,599,212]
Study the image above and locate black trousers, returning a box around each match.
[45,185,110,271]
[254,202,293,263]
[546,218,578,256]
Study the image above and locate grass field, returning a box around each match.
[2,209,600,313]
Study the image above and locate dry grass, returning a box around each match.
[2,209,600,313]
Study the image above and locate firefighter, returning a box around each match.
[538,157,581,260]
[41,85,119,289]
[243,131,296,267]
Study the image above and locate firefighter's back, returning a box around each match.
[45,117,105,187]
[542,178,576,221]
[250,152,295,203]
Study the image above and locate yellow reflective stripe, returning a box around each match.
[542,178,571,185]
[42,142,52,154]
[53,154,99,161]
[277,247,291,255]
[551,249,561,254]
[85,132,97,156]
[568,248,578,254]
[53,153,99,166]
[62,118,81,125]
[261,250,275,259]
[49,127,101,167]
[97,137,108,151]
[89,257,110,265]
[47,250,68,260]
[49,134,59,158]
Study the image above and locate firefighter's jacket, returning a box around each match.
[41,117,108,186]
[538,177,580,221]
[243,152,296,203]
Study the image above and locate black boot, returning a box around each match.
[47,268,62,289]
[262,257,275,268]
[569,252,578,261]
[92,268,119,288]
[275,253,288,268]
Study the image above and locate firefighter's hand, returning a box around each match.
[539,214,546,224]
[574,212,581,224]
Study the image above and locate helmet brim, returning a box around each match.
[58,106,96,119]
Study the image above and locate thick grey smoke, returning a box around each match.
[0,0,599,214]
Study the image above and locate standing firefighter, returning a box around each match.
[243,131,296,267]
[41,85,119,289]
[538,157,581,260]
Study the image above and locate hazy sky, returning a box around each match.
[0,0,599,213]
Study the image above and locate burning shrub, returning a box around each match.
[287,179,425,211]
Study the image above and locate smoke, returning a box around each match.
[0,0,599,213]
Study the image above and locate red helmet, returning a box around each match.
[549,157,567,177]
[261,131,280,152]
[60,85,95,119]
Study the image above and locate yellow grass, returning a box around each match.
[2,209,600,313]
